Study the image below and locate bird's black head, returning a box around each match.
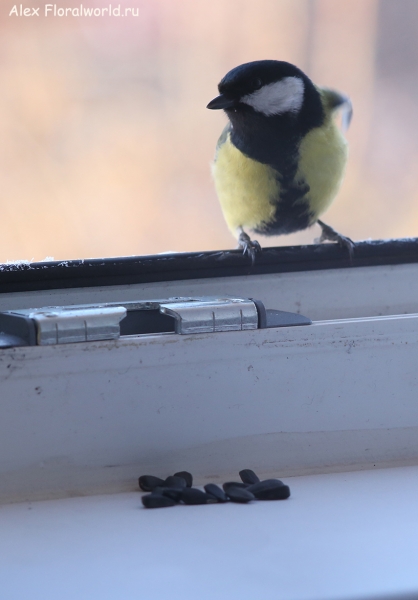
[207,60,324,134]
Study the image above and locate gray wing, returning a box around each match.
[214,123,232,158]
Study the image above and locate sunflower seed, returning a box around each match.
[142,493,177,508]
[204,483,228,503]
[247,479,290,500]
[138,475,165,492]
[226,487,255,503]
[180,488,209,505]
[222,481,249,491]
[161,487,184,502]
[173,471,193,487]
[239,469,260,485]
[164,475,187,488]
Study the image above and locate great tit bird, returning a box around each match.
[207,60,353,261]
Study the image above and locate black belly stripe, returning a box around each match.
[253,200,312,235]
[228,115,318,235]
[254,161,313,236]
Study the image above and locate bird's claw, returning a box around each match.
[316,219,355,261]
[238,231,261,265]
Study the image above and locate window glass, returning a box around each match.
[1,0,416,262]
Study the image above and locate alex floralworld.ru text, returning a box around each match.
[9,4,139,17]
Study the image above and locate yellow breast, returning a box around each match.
[211,132,279,236]
[296,115,348,220]
[211,102,348,238]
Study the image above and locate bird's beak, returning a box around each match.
[206,94,236,110]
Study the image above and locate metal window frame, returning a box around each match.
[1,238,418,294]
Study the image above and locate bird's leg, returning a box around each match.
[316,219,355,259]
[237,227,261,265]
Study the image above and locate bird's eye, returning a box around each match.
[254,78,262,89]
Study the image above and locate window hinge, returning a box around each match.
[0,297,311,348]
[159,297,258,334]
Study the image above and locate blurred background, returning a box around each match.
[0,0,417,262]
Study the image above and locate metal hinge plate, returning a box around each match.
[2,306,127,346]
[159,297,258,334]
[0,297,311,347]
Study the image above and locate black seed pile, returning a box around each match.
[139,469,291,509]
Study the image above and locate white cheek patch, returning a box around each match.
[241,76,305,116]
